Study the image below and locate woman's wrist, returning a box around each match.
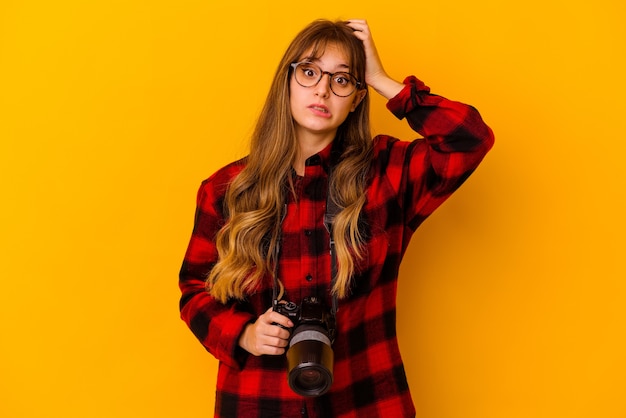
[368,73,405,100]
[238,323,252,353]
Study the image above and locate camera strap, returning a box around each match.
[272,204,288,310]
[272,168,340,315]
[323,184,340,316]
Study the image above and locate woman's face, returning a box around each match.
[289,43,365,144]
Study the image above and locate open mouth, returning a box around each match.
[309,105,330,116]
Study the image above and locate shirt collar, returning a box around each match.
[304,139,343,173]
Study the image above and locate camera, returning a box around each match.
[274,296,337,397]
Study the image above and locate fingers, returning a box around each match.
[345,20,386,86]
[239,307,292,356]
[345,19,377,56]
[259,309,292,337]
[345,19,371,42]
[345,19,369,30]
[344,19,402,98]
[255,330,289,356]
[240,323,289,356]
[264,307,294,330]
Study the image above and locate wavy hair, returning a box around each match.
[207,20,372,303]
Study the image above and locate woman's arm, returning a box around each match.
[179,172,255,369]
[385,76,495,228]
[347,20,494,228]
[179,168,293,366]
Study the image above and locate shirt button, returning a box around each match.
[305,229,312,236]
[305,274,313,282]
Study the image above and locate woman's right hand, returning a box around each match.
[238,307,294,356]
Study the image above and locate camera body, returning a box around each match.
[274,296,337,397]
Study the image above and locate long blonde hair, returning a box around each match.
[207,20,372,303]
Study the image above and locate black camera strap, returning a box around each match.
[272,170,340,315]
[323,186,340,316]
[271,204,288,310]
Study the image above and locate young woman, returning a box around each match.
[179,19,494,418]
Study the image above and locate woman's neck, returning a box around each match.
[293,131,335,176]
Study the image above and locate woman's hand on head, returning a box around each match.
[346,20,385,84]
[238,307,294,356]
[346,19,405,100]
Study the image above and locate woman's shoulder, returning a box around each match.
[371,134,414,157]
[205,157,247,182]
[369,134,424,176]
[372,134,398,149]
[199,157,248,196]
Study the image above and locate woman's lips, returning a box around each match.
[308,104,331,118]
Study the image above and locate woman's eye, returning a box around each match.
[334,75,350,86]
[301,67,318,78]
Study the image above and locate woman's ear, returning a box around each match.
[350,89,367,112]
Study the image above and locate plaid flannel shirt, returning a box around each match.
[179,76,495,417]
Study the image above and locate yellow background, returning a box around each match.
[1,1,624,417]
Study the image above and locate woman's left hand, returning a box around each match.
[346,19,404,100]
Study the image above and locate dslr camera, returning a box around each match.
[274,296,337,397]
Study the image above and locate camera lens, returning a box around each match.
[300,369,322,385]
[288,352,333,397]
[286,326,334,397]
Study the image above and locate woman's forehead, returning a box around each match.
[299,42,351,68]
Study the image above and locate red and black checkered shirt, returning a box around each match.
[179,76,494,417]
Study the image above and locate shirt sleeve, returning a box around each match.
[385,75,495,230]
[178,174,254,370]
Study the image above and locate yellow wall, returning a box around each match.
[1,1,624,417]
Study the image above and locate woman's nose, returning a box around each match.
[314,74,331,97]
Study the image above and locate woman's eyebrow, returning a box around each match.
[302,57,351,71]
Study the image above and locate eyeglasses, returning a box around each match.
[290,61,361,97]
